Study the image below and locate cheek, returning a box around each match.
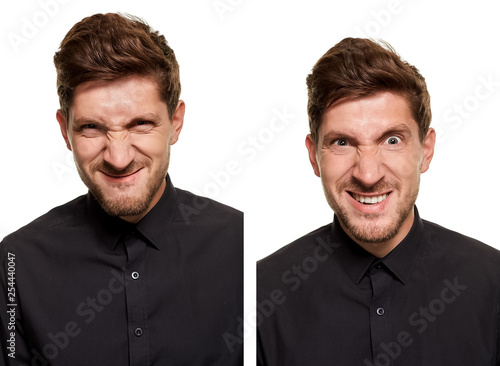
[71,138,104,165]
[319,153,354,182]
[131,134,170,159]
[382,150,422,181]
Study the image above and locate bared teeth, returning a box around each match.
[353,193,388,204]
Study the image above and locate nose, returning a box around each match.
[102,133,135,171]
[351,146,385,188]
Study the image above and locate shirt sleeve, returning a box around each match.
[0,240,33,365]
[497,300,500,365]
[257,327,267,366]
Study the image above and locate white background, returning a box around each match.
[1,0,499,364]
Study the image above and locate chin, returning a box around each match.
[352,224,398,244]
[101,196,150,217]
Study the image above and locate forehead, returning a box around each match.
[70,75,166,122]
[320,91,418,139]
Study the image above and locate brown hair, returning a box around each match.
[306,38,431,144]
[54,13,180,121]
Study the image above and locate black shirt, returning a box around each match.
[257,207,500,365]
[1,175,243,365]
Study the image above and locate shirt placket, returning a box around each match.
[122,230,149,366]
[368,262,393,365]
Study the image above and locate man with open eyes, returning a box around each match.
[257,38,500,365]
[0,13,242,366]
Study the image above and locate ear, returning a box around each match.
[56,109,72,151]
[170,100,185,145]
[420,128,436,173]
[305,134,320,177]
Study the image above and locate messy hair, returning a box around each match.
[54,13,180,121]
[307,38,431,144]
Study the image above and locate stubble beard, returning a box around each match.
[322,177,419,244]
[76,157,169,218]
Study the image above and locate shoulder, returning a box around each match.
[170,188,242,261]
[174,187,242,225]
[422,219,500,264]
[258,224,332,274]
[1,195,87,247]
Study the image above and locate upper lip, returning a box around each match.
[347,191,391,197]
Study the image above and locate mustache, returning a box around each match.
[338,177,400,194]
[91,160,142,176]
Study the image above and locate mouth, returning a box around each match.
[100,168,143,183]
[102,169,141,179]
[348,192,390,205]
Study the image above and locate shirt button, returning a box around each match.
[131,271,140,280]
[134,327,143,337]
[376,307,385,316]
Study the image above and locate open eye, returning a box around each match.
[333,139,350,146]
[385,136,401,145]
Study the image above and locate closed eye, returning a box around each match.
[78,123,104,137]
[133,120,155,132]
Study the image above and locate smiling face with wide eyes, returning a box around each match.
[306,91,435,257]
[57,75,184,223]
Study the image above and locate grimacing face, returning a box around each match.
[57,75,184,223]
[306,91,435,255]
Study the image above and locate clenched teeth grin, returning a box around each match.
[351,193,388,205]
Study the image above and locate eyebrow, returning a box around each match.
[321,123,414,145]
[72,112,162,127]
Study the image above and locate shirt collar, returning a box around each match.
[332,206,425,285]
[133,174,177,250]
[85,174,178,251]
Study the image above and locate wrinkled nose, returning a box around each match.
[351,147,385,188]
[102,135,134,172]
